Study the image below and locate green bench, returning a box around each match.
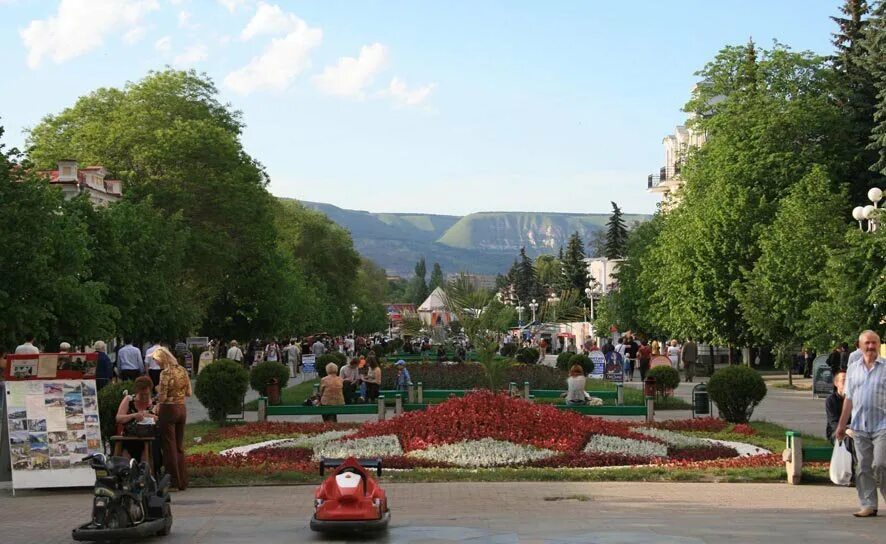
[530,389,619,401]
[784,431,834,484]
[257,396,388,421]
[555,404,648,416]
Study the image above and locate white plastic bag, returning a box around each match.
[829,440,853,486]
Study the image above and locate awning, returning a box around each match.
[556,332,575,338]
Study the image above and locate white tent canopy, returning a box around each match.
[418,287,447,312]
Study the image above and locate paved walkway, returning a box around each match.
[1,482,880,543]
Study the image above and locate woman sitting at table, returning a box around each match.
[115,376,158,462]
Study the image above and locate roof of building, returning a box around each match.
[40,169,122,196]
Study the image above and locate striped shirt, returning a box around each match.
[844,357,886,433]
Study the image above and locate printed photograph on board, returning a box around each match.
[26,419,46,432]
[11,444,30,470]
[81,381,96,397]
[50,456,71,469]
[43,383,63,396]
[66,414,85,430]
[31,443,50,470]
[11,417,28,431]
[10,430,29,445]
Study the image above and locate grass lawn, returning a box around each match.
[244,378,320,410]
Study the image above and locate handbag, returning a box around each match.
[829,439,853,486]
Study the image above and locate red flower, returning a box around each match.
[647,418,728,433]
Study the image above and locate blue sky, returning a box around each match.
[0,0,839,215]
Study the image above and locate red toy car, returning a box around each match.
[310,457,390,533]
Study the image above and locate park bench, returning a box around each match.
[783,431,834,484]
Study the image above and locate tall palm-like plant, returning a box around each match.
[441,275,515,390]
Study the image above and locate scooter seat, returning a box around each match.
[106,456,134,474]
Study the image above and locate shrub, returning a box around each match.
[515,347,540,365]
[389,338,404,352]
[647,366,680,398]
[249,361,291,396]
[378,362,566,390]
[555,351,574,371]
[194,359,249,424]
[330,351,348,365]
[569,353,593,374]
[500,343,518,358]
[707,365,767,423]
[316,354,341,377]
[97,380,134,443]
[371,345,385,359]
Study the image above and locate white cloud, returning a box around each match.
[218,0,249,12]
[154,35,172,52]
[312,43,387,99]
[173,43,208,67]
[240,2,298,41]
[177,10,195,29]
[20,0,160,69]
[123,26,147,45]
[225,16,322,94]
[385,77,437,107]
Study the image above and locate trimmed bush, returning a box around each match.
[249,361,291,396]
[647,366,680,398]
[194,359,249,424]
[569,353,593,374]
[330,351,348,365]
[97,380,134,443]
[555,351,574,370]
[500,343,518,358]
[316,354,341,377]
[515,347,540,365]
[707,365,767,423]
[378,362,566,390]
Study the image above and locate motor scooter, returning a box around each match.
[72,452,172,543]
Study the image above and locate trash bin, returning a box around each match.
[692,383,710,417]
[267,378,281,405]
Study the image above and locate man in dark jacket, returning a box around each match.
[827,344,844,374]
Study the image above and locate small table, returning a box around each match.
[110,435,155,475]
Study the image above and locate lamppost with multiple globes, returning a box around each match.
[350,304,358,338]
[529,299,538,324]
[852,187,883,233]
[515,304,525,327]
[547,294,560,323]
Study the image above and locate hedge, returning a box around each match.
[708,365,767,423]
[194,359,249,424]
[378,362,567,390]
[249,361,291,396]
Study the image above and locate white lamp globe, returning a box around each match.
[869,187,883,204]
[853,206,866,221]
[863,204,875,219]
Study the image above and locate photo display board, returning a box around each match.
[5,352,97,380]
[588,350,605,379]
[4,380,102,490]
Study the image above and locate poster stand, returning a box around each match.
[3,353,102,494]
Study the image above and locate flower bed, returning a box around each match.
[187,393,761,478]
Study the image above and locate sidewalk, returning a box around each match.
[0,482,879,543]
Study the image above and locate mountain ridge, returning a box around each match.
[294,200,651,277]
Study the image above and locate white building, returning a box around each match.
[42,160,122,206]
[584,257,621,294]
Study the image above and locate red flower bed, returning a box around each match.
[187,447,315,473]
[647,418,728,433]
[202,422,358,442]
[654,453,783,469]
[730,423,756,436]
[353,391,651,452]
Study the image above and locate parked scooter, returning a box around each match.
[72,453,172,542]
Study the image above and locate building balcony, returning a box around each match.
[646,165,681,192]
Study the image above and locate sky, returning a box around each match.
[0,0,840,216]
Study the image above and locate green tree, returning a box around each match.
[737,167,847,356]
[353,259,391,334]
[864,1,886,175]
[604,202,628,259]
[560,231,588,295]
[831,0,883,202]
[428,262,444,292]
[25,70,286,338]
[0,129,116,348]
[805,227,886,348]
[534,254,561,288]
[514,248,542,305]
[408,257,429,305]
[606,214,665,335]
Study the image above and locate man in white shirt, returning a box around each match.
[227,340,244,364]
[117,341,145,382]
[284,339,301,373]
[14,334,40,354]
[145,340,162,387]
[312,339,326,356]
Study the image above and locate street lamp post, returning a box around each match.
[852,187,883,233]
[350,304,358,338]
[529,299,538,324]
[515,305,525,327]
[547,295,560,323]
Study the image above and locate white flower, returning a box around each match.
[279,430,354,449]
[583,435,668,458]
[701,438,769,457]
[406,438,558,468]
[633,428,709,448]
[313,435,403,461]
